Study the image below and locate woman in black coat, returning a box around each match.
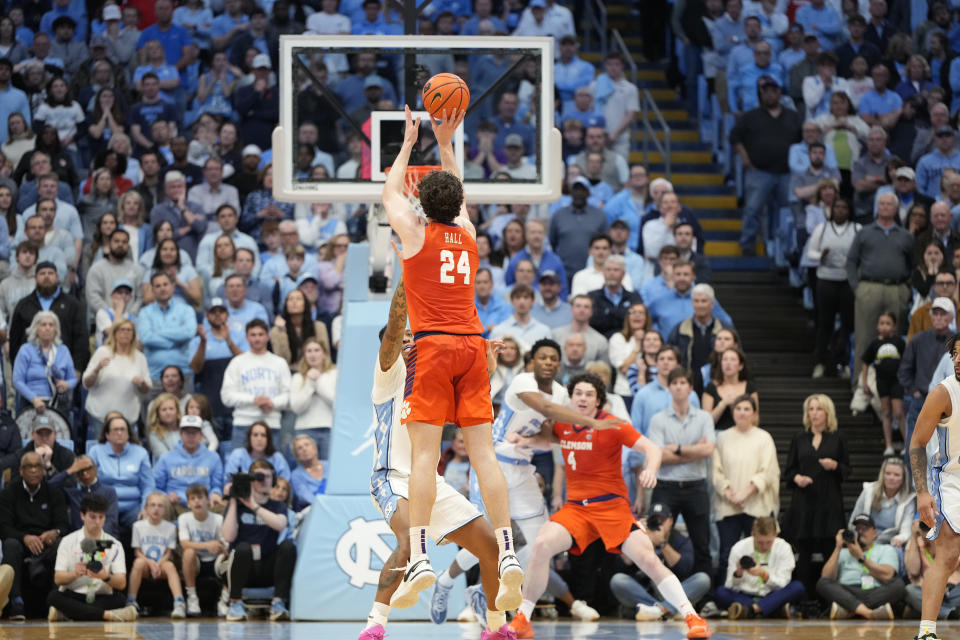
[782,393,850,597]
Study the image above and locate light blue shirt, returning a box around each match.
[605,189,646,248]
[554,56,596,109]
[915,149,960,199]
[489,315,552,346]
[711,14,745,61]
[531,300,572,329]
[729,61,785,112]
[794,4,842,50]
[648,290,733,336]
[836,543,898,586]
[12,342,77,401]
[0,86,31,145]
[647,405,716,481]
[225,299,269,340]
[209,12,248,40]
[137,299,198,380]
[778,47,806,73]
[476,295,512,337]
[858,88,903,116]
[929,351,954,392]
[629,378,701,438]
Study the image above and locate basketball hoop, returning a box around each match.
[385,165,441,218]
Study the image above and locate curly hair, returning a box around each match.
[418,170,463,224]
[566,372,607,410]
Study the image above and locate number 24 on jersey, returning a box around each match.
[440,249,471,284]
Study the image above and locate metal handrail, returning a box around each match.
[640,89,672,181]
[584,0,608,58]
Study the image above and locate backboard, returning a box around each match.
[272,35,562,204]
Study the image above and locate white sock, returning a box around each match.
[919,620,937,637]
[519,599,535,619]
[437,570,453,588]
[656,575,694,617]
[487,609,506,630]
[366,602,390,629]
[409,527,429,562]
[455,547,479,572]
[495,527,515,556]
[186,586,197,596]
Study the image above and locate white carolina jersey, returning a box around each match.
[370,356,441,486]
[931,376,960,476]
[491,372,569,462]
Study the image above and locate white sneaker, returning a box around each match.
[495,552,523,611]
[186,591,201,617]
[883,446,895,457]
[635,603,664,621]
[172,599,187,618]
[812,364,825,379]
[106,605,139,622]
[389,558,436,609]
[217,589,230,618]
[48,606,66,622]
[570,599,599,621]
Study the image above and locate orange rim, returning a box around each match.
[385,165,441,196]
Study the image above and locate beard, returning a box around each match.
[36,282,58,297]
[110,247,127,260]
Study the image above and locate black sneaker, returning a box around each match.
[8,599,24,622]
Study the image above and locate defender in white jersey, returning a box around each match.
[429,339,621,625]
[910,332,960,640]
[360,281,513,640]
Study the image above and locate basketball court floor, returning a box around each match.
[0,619,951,639]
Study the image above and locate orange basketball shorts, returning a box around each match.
[550,497,636,555]
[402,333,493,427]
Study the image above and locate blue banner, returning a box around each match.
[292,495,464,621]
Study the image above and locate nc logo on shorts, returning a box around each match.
[400,401,411,420]
[335,517,396,588]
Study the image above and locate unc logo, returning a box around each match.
[335,517,395,588]
[400,401,411,420]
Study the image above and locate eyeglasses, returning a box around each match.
[334,243,349,249]
[936,280,955,286]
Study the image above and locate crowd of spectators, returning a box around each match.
[0,0,950,626]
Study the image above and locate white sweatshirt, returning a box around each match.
[220,351,291,428]
[289,370,338,429]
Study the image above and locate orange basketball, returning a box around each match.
[422,73,470,120]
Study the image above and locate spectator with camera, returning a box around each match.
[221,459,296,622]
[47,494,136,622]
[817,514,905,620]
[127,491,185,617]
[0,451,69,621]
[609,502,711,621]
[178,483,225,617]
[715,516,804,619]
[153,415,224,511]
[224,421,291,487]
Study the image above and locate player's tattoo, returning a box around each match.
[911,447,928,493]
[378,547,407,593]
[379,281,407,368]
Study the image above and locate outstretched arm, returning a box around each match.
[383,106,422,244]
[432,109,475,236]
[378,281,407,372]
[912,384,951,528]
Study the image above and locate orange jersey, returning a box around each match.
[403,222,484,335]
[553,411,641,503]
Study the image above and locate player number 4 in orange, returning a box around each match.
[567,450,577,471]
[440,249,471,284]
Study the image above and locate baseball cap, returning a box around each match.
[529,0,547,7]
[364,75,385,89]
[852,514,875,529]
[504,133,524,148]
[788,22,804,32]
[52,15,76,30]
[208,297,227,310]
[584,114,606,128]
[571,176,592,190]
[242,144,262,158]
[102,4,122,20]
[252,53,272,70]
[36,261,57,275]
[611,219,630,230]
[937,125,956,136]
[758,75,781,89]
[296,272,318,286]
[895,166,916,180]
[32,414,53,433]
[538,270,560,283]
[90,33,108,49]
[111,278,133,293]
[647,502,673,520]
[559,34,577,45]
[932,296,956,316]
[179,415,203,430]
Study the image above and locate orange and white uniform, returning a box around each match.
[402,222,493,427]
[550,410,644,555]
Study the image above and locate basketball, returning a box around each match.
[422,73,470,120]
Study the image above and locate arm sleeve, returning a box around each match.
[748,432,780,494]
[139,453,155,508]
[220,358,254,407]
[806,223,826,263]
[712,437,730,493]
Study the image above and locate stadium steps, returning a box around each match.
[712,271,886,515]
[623,61,769,269]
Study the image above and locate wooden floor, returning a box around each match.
[0,619,951,639]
